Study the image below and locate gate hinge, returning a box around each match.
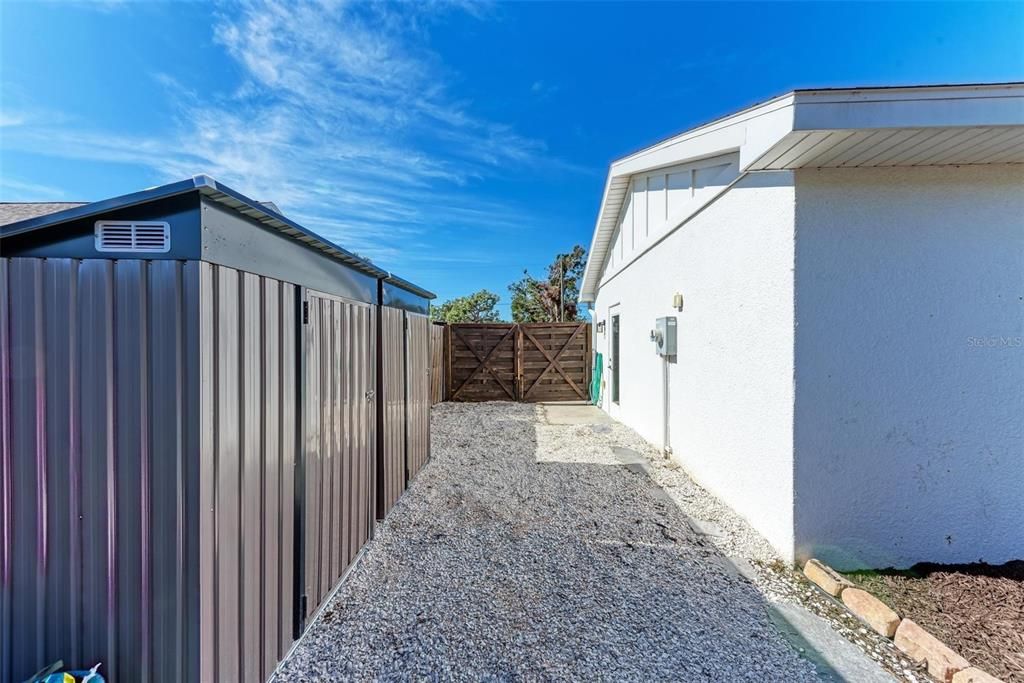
[302,301,309,324]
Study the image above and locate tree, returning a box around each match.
[508,245,587,323]
[431,289,502,323]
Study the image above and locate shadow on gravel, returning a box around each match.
[274,402,853,681]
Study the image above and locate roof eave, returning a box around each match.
[580,83,1024,303]
[0,175,434,293]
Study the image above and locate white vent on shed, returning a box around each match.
[95,221,170,253]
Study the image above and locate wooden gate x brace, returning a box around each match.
[445,322,592,402]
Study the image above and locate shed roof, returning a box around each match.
[0,175,434,300]
[580,82,1024,302]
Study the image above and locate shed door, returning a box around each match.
[301,290,376,625]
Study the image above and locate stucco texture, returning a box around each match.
[793,165,1024,570]
[593,172,798,560]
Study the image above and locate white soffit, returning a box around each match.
[747,126,1024,169]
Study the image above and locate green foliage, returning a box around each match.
[430,289,502,323]
[508,244,587,323]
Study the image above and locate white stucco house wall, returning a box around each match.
[581,83,1024,570]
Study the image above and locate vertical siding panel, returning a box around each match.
[77,260,115,677]
[351,305,362,555]
[304,294,321,619]
[339,302,351,570]
[357,305,367,554]
[0,259,11,683]
[216,266,241,681]
[241,272,262,683]
[42,259,74,666]
[316,299,328,602]
[182,261,202,683]
[114,260,147,682]
[149,260,183,682]
[8,259,44,672]
[378,307,406,518]
[363,306,374,547]
[330,301,341,584]
[279,284,295,653]
[66,261,82,670]
[353,303,363,561]
[197,262,216,683]
[262,279,281,680]
[362,305,374,544]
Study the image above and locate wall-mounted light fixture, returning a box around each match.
[596,320,606,333]
[672,293,684,312]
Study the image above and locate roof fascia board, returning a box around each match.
[613,92,795,167]
[792,90,1024,131]
[579,173,619,296]
[383,274,436,300]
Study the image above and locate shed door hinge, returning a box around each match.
[302,301,309,324]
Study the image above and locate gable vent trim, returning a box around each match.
[95,220,170,253]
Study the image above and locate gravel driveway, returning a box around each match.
[274,401,821,681]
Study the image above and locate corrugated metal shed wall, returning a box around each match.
[0,258,302,683]
[196,263,297,683]
[0,257,202,683]
[1,256,416,682]
[302,291,375,624]
[377,306,406,519]
[405,313,431,481]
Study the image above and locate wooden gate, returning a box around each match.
[446,322,591,402]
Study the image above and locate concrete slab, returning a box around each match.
[768,602,897,683]
[689,518,727,538]
[542,403,613,425]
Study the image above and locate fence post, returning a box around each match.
[514,324,524,400]
[444,323,452,401]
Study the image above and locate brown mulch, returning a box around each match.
[845,561,1024,682]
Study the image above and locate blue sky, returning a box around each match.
[2,1,1022,313]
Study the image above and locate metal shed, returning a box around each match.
[0,175,435,683]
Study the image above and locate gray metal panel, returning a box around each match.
[378,306,407,518]
[302,291,375,622]
[0,257,201,683]
[197,263,300,682]
[201,198,378,305]
[381,280,431,314]
[0,193,202,260]
[406,313,432,481]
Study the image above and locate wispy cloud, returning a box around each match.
[530,80,559,98]
[0,177,71,201]
[0,112,25,127]
[1,0,579,270]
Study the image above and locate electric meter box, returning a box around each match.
[655,316,677,356]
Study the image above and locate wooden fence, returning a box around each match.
[440,322,592,403]
[430,322,445,405]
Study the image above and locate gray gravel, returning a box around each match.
[274,402,821,681]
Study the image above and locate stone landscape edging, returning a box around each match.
[801,559,1005,683]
